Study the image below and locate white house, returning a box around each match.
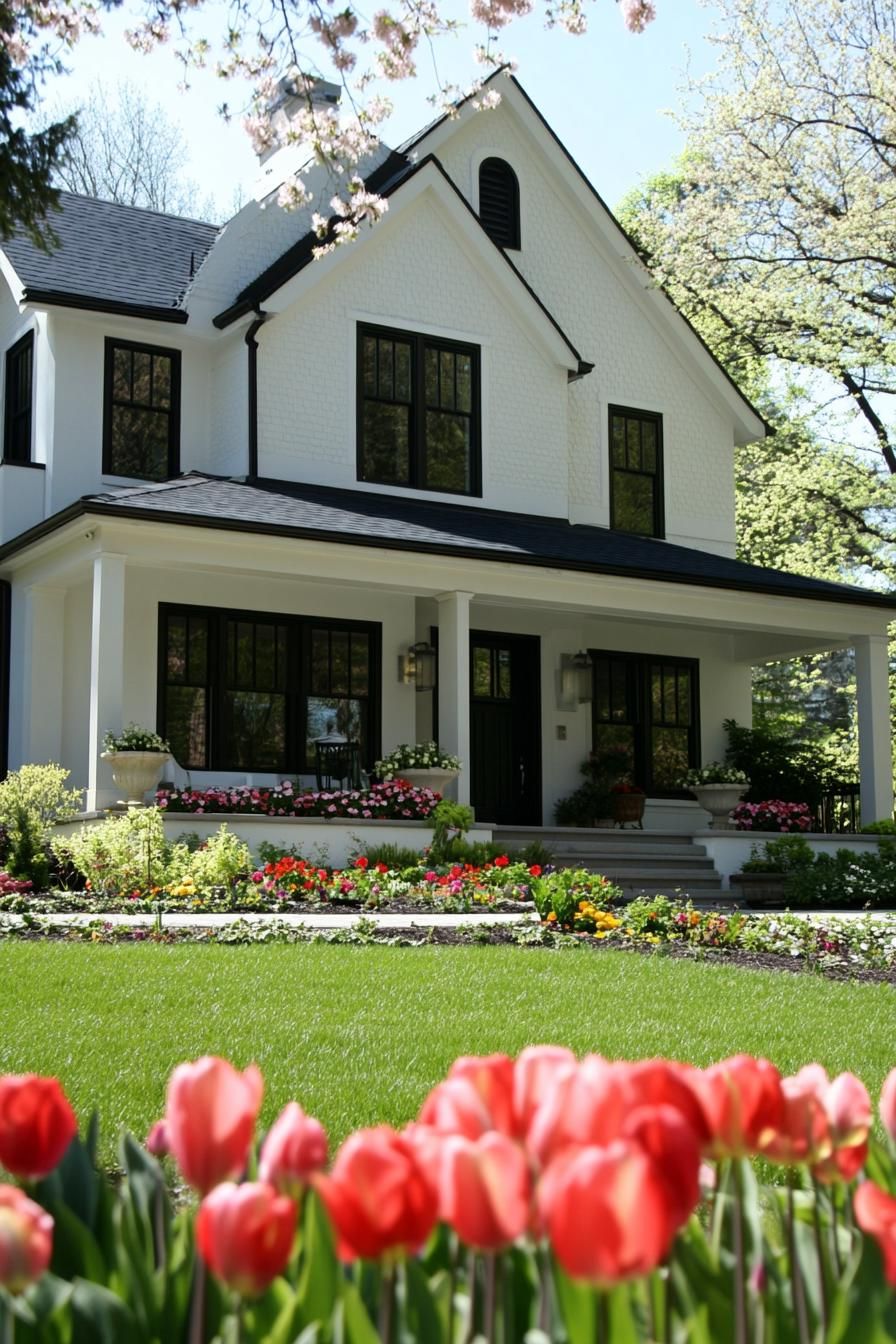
[0,73,892,827]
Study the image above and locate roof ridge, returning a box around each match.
[56,190,219,233]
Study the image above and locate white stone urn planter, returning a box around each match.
[101,750,171,807]
[691,783,747,830]
[397,767,460,795]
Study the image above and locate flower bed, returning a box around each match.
[732,799,813,831]
[157,779,440,819]
[3,1048,896,1340]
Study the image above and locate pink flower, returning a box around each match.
[165,1056,263,1194]
[619,0,656,33]
[0,1185,54,1294]
[197,1181,296,1296]
[259,1103,328,1197]
[145,1120,169,1157]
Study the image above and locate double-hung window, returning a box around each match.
[103,338,181,481]
[4,332,34,463]
[357,324,480,496]
[160,604,380,773]
[609,406,664,538]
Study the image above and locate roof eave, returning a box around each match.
[22,288,189,324]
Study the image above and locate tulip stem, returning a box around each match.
[732,1160,748,1344]
[188,1256,206,1344]
[594,1289,608,1344]
[830,1193,843,1278]
[378,1263,395,1344]
[2,1300,14,1344]
[810,1180,829,1335]
[483,1254,496,1343]
[786,1180,810,1344]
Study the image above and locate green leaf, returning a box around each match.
[296,1192,341,1329]
[47,1201,108,1283]
[69,1280,141,1344]
[402,1258,444,1344]
[336,1281,379,1344]
[552,1266,595,1344]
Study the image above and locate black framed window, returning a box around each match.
[358,325,480,496]
[478,158,520,250]
[591,649,698,795]
[104,339,180,481]
[159,604,380,773]
[609,406,663,538]
[4,332,33,463]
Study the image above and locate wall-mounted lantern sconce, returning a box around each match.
[556,650,593,710]
[398,641,438,692]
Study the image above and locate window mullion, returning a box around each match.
[413,334,425,489]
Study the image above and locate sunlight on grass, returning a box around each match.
[1,943,894,1166]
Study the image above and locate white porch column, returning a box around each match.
[21,586,66,765]
[87,553,126,811]
[436,591,473,805]
[855,633,894,826]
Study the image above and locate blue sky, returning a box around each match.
[40,0,719,217]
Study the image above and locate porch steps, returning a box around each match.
[492,826,727,901]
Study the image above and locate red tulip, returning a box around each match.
[446,1054,516,1136]
[763,1072,830,1167]
[622,1105,701,1231]
[854,1182,896,1284]
[314,1126,437,1261]
[196,1182,297,1296]
[880,1068,896,1143]
[0,1184,54,1294]
[259,1102,328,1198]
[526,1055,622,1166]
[418,1077,495,1140]
[803,1067,871,1183]
[0,1075,78,1180]
[437,1132,531,1251]
[165,1057,263,1194]
[694,1056,785,1158]
[538,1141,673,1284]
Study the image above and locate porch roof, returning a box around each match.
[7,472,896,611]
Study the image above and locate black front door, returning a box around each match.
[470,631,541,824]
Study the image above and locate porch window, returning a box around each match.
[609,406,664,538]
[591,650,698,794]
[159,605,380,773]
[103,339,180,481]
[357,325,480,496]
[3,332,34,463]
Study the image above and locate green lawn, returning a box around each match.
[1,943,894,1167]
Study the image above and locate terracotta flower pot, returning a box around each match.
[612,793,645,829]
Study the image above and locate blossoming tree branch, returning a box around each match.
[0,0,656,244]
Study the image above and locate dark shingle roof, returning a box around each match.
[2,193,219,319]
[50,473,895,611]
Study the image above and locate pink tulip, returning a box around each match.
[314,1126,437,1261]
[165,1057,263,1194]
[0,1075,78,1180]
[418,1077,496,1140]
[196,1182,296,1296]
[259,1103,328,1198]
[513,1045,577,1135]
[880,1069,896,1143]
[0,1184,54,1294]
[437,1132,531,1251]
[445,1054,517,1136]
[800,1067,871,1183]
[694,1055,785,1158]
[145,1120,169,1158]
[763,1072,830,1167]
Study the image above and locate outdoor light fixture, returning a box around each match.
[557,649,594,709]
[398,641,438,692]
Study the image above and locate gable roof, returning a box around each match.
[1,193,219,323]
[5,472,893,611]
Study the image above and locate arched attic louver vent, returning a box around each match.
[478,158,520,249]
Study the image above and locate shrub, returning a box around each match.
[723,718,841,809]
[785,845,896,910]
[354,842,423,869]
[428,800,474,864]
[510,839,555,868]
[0,764,83,887]
[740,835,816,874]
[862,820,896,835]
[184,826,253,893]
[53,807,190,896]
[102,724,170,752]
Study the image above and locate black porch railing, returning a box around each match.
[815,783,861,834]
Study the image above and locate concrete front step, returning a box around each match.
[495,826,702,847]
[550,850,713,868]
[494,826,725,894]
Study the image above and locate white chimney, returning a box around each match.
[253,77,342,202]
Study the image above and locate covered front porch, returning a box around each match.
[5,502,893,829]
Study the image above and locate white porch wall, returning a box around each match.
[255,191,570,520]
[46,311,213,514]
[435,105,738,554]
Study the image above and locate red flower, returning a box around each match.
[0,1184,54,1294]
[494,855,510,868]
[0,1075,78,1180]
[354,856,369,870]
[437,1132,531,1251]
[259,1102,328,1198]
[694,1055,785,1159]
[855,1182,896,1284]
[197,1181,297,1296]
[314,1127,437,1261]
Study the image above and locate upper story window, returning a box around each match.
[609,405,664,538]
[478,158,520,250]
[357,324,481,497]
[103,338,181,481]
[3,332,34,464]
